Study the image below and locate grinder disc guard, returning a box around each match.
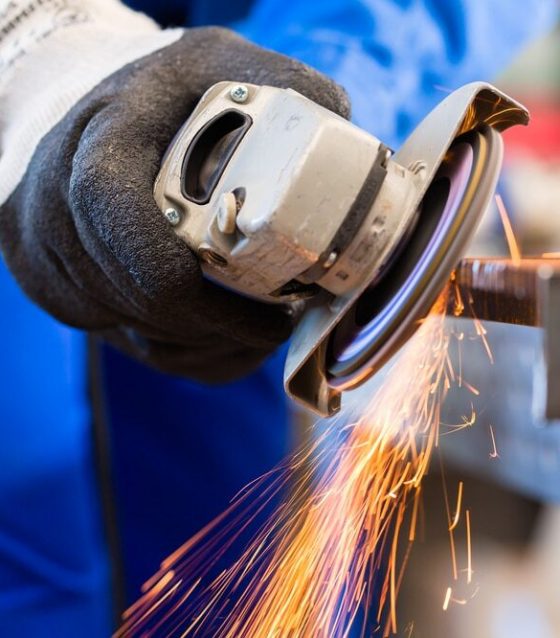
[283,82,529,415]
[327,127,503,390]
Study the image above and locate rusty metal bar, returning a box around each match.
[447,257,560,326]
[447,256,560,421]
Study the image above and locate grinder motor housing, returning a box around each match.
[154,81,528,415]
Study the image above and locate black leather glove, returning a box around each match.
[0,27,350,382]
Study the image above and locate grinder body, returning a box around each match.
[154,83,420,302]
[154,81,528,416]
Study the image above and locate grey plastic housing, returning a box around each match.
[154,82,420,302]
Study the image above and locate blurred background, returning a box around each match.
[395,23,560,638]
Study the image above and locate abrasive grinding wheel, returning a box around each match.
[326,127,503,390]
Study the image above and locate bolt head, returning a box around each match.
[164,207,181,226]
[229,84,249,104]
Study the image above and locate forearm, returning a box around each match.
[0,0,182,203]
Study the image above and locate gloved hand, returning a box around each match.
[0,18,349,381]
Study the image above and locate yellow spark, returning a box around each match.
[449,481,464,531]
[408,487,422,542]
[439,406,476,435]
[473,318,494,364]
[451,596,468,605]
[116,289,465,637]
[496,194,521,265]
[439,453,459,582]
[466,509,473,584]
[451,276,464,317]
[489,425,499,459]
[462,380,480,396]
[443,587,452,611]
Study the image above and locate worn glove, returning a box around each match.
[0,3,349,382]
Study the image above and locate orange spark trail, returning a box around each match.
[443,587,452,611]
[449,482,464,531]
[466,508,473,585]
[489,425,499,459]
[462,380,480,396]
[117,292,453,637]
[495,194,521,265]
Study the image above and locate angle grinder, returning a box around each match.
[154,81,528,416]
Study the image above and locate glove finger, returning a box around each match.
[0,113,138,331]
[71,103,293,349]
[69,101,204,314]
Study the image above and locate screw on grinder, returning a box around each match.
[154,81,528,416]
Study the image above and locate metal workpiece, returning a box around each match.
[450,257,560,422]
[440,320,560,503]
[538,268,560,421]
[449,257,560,327]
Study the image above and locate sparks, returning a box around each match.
[439,453,459,582]
[466,509,473,585]
[449,481,464,531]
[116,291,453,638]
[462,380,480,396]
[495,194,521,265]
[473,318,494,364]
[442,587,452,612]
[489,425,499,459]
[115,278,498,636]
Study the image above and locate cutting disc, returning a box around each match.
[326,126,503,390]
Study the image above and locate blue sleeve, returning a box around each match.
[237,0,557,147]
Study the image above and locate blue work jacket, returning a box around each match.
[0,1,555,635]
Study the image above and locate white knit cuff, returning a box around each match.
[0,0,183,204]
